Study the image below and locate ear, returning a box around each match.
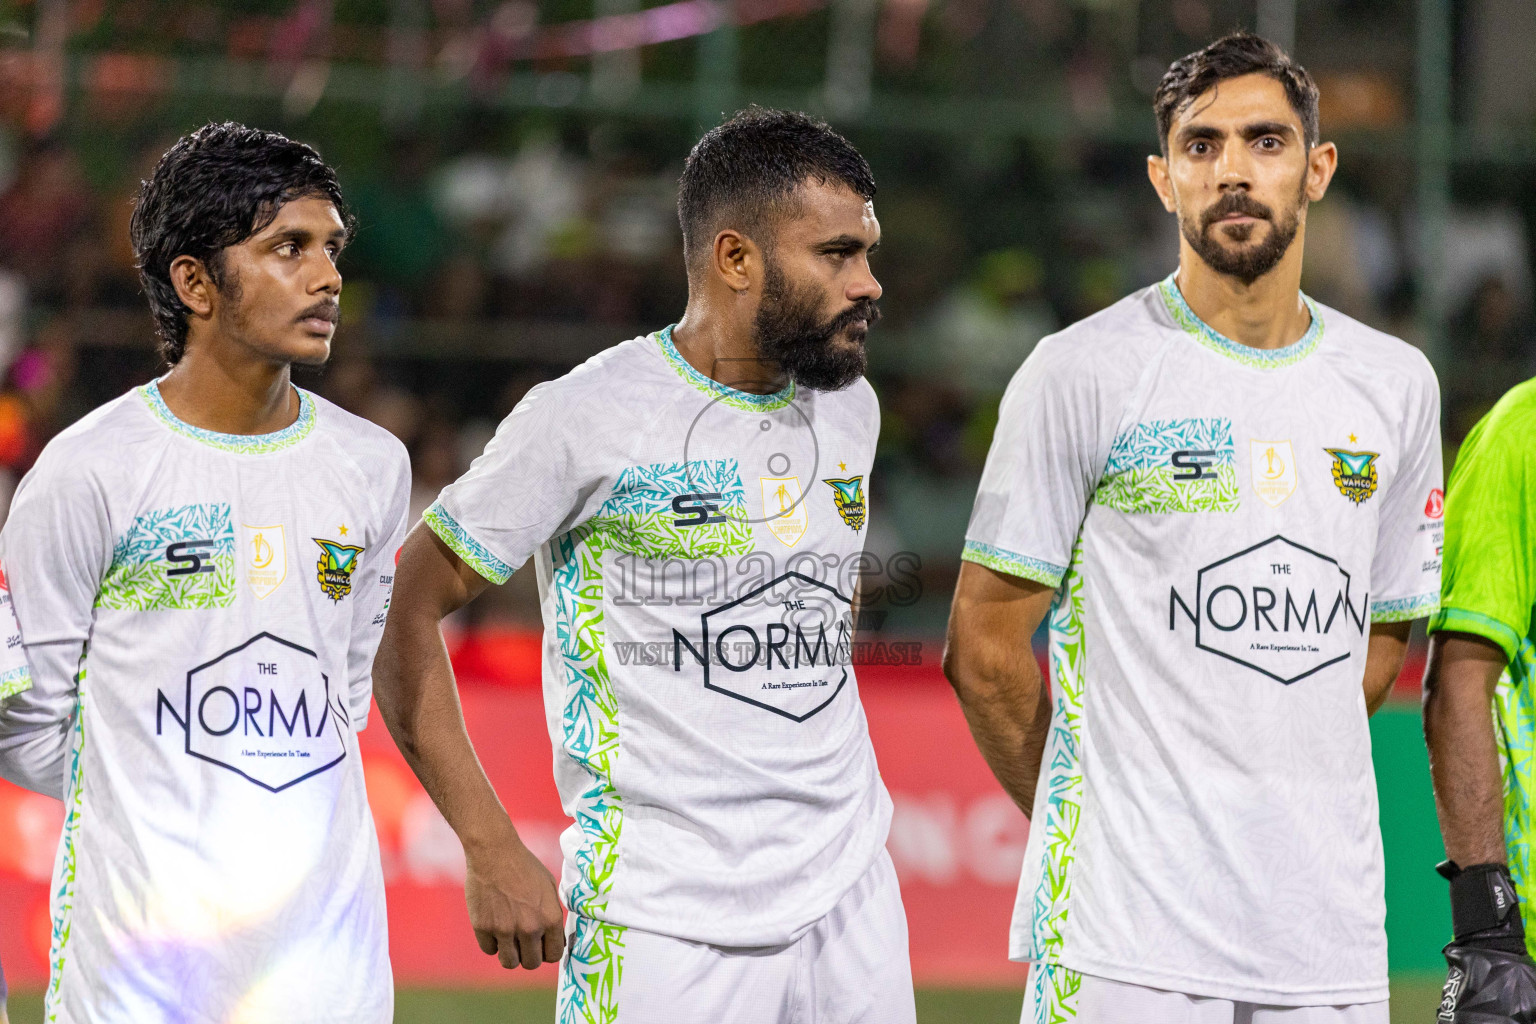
[169,254,217,319]
[1304,141,1339,203]
[711,228,758,293]
[1146,154,1177,213]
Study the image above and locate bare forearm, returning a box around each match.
[950,660,1050,815]
[374,612,518,851]
[1362,621,1410,716]
[1424,634,1509,866]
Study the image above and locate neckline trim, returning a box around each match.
[138,379,317,454]
[655,325,797,412]
[1156,273,1324,369]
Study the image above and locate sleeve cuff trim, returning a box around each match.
[1370,593,1441,623]
[961,541,1066,587]
[423,502,515,585]
[1427,606,1522,663]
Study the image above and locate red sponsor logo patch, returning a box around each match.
[1425,488,1445,519]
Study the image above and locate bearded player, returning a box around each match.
[374,108,912,1023]
[0,123,408,1022]
[1422,378,1536,1023]
[945,33,1442,1022]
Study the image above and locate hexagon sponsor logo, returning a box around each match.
[1168,535,1368,684]
[155,632,347,792]
[671,571,852,722]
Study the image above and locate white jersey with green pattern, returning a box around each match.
[0,381,408,1024]
[964,276,1443,1008]
[426,327,893,1001]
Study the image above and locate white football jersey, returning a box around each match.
[427,328,893,960]
[965,276,1442,1005]
[0,382,408,1023]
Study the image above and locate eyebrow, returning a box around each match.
[264,225,348,247]
[815,234,878,253]
[1176,120,1298,146]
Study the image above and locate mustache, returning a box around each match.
[1201,192,1273,232]
[296,300,340,325]
[826,299,881,338]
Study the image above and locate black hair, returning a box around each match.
[129,122,353,364]
[677,107,875,271]
[1153,32,1320,155]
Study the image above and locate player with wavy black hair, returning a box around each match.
[0,123,408,1022]
[130,120,354,365]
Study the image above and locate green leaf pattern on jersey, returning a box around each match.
[1095,418,1239,514]
[46,655,86,1023]
[1494,642,1536,955]
[589,459,753,559]
[1025,538,1087,965]
[96,503,236,610]
[551,457,751,1022]
[0,665,29,699]
[1027,962,1082,1024]
[424,502,514,584]
[559,912,626,1024]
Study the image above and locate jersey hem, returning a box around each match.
[1157,274,1324,369]
[1370,592,1440,623]
[1015,953,1389,1008]
[1427,605,1522,664]
[961,541,1065,587]
[423,502,515,584]
[138,381,317,454]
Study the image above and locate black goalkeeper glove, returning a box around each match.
[1438,861,1536,1023]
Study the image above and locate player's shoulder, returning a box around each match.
[1467,377,1536,453]
[493,333,661,431]
[1314,301,1437,391]
[1009,284,1164,394]
[307,390,409,472]
[29,386,162,483]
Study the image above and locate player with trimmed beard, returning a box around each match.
[944,33,1443,1022]
[0,123,408,1022]
[373,108,913,1023]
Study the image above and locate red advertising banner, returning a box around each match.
[0,636,1031,989]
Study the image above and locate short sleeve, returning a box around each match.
[424,381,593,584]
[346,440,411,729]
[1368,361,1444,623]
[1427,394,1536,661]
[1,454,113,646]
[962,340,1106,587]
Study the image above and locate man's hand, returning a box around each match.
[464,830,566,970]
[375,525,569,968]
[1438,862,1536,1023]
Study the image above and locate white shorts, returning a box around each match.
[1021,966,1389,1024]
[557,849,915,1024]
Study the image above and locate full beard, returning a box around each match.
[1181,184,1305,286]
[752,259,879,392]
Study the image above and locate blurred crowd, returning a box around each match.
[0,117,1532,634]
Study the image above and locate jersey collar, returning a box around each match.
[1157,273,1324,369]
[138,379,317,454]
[655,325,797,412]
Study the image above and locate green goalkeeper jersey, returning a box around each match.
[1429,377,1536,950]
